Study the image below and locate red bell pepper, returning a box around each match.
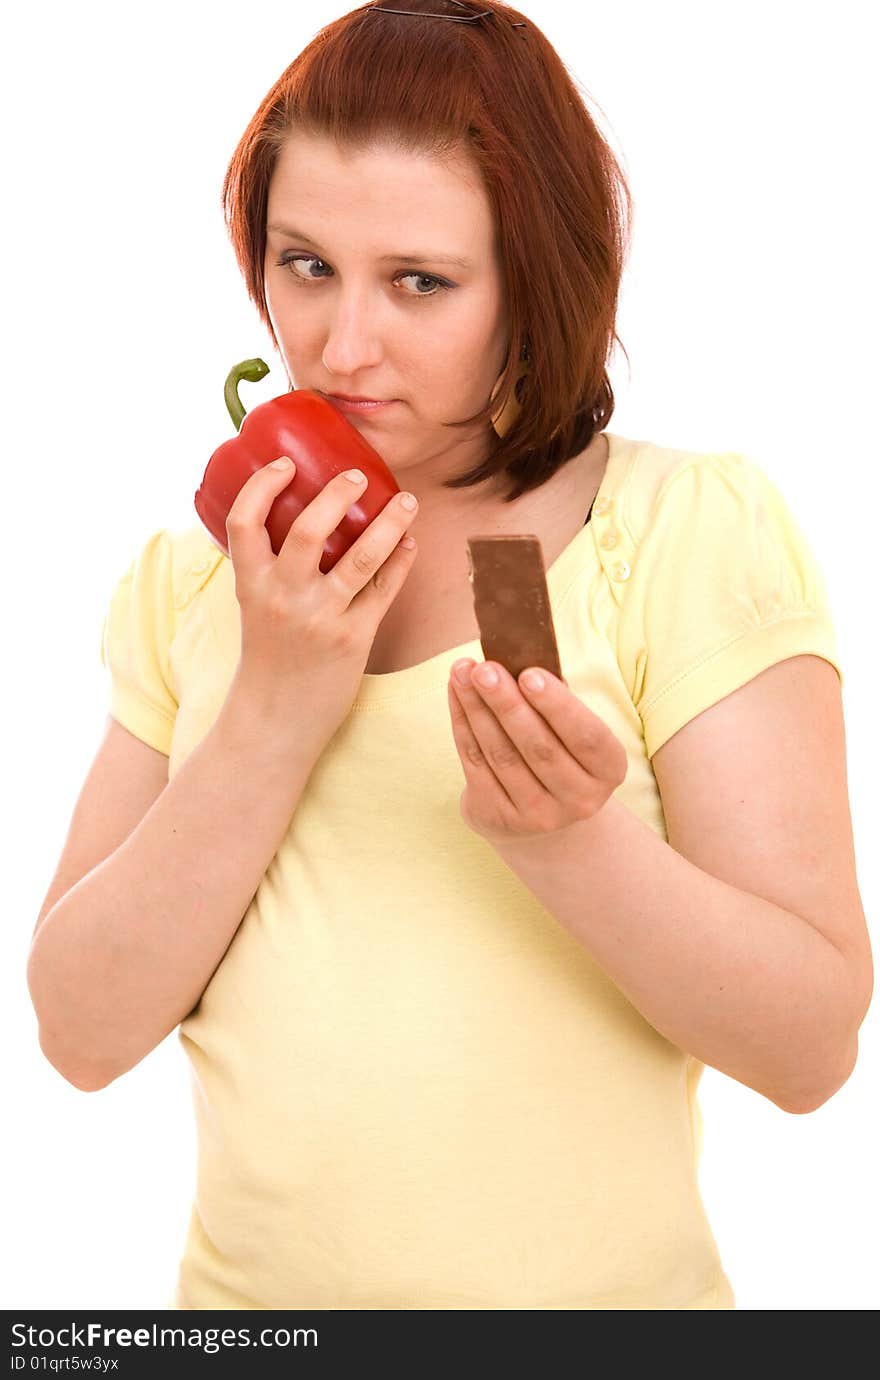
[193,358,400,573]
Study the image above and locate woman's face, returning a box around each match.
[263,131,510,486]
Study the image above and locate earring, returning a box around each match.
[490,357,530,439]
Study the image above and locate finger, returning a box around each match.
[448,676,522,812]
[517,668,628,785]
[460,661,618,809]
[335,486,421,609]
[226,456,298,571]
[449,665,551,814]
[277,466,372,573]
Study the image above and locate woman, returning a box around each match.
[27,0,872,1310]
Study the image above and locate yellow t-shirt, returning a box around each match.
[100,432,842,1310]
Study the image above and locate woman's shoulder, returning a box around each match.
[597,433,762,605]
[160,522,227,616]
[606,431,759,536]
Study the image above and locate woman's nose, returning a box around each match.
[321,299,385,377]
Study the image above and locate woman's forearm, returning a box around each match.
[27,681,322,1091]
[491,795,861,1113]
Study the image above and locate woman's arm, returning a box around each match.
[27,677,325,1091]
[460,655,872,1113]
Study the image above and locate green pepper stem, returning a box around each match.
[224,358,270,432]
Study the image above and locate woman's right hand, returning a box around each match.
[224,457,419,749]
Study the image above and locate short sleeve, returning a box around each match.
[99,529,178,755]
[617,452,843,760]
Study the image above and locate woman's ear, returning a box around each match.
[489,358,530,439]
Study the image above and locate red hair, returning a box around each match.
[222,0,632,501]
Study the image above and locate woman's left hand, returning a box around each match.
[448,658,628,848]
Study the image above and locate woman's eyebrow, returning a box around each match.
[266,223,473,269]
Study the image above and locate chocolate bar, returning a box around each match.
[466,534,563,682]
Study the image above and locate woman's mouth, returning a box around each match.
[325,393,399,413]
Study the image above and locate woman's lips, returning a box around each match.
[325,394,399,413]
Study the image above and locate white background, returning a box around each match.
[3,0,876,1311]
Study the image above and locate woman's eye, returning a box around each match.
[275,253,450,298]
[398,272,445,297]
[279,253,330,282]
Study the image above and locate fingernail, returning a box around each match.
[452,659,473,684]
[522,670,545,691]
[475,664,499,688]
[269,457,294,469]
[343,469,366,483]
